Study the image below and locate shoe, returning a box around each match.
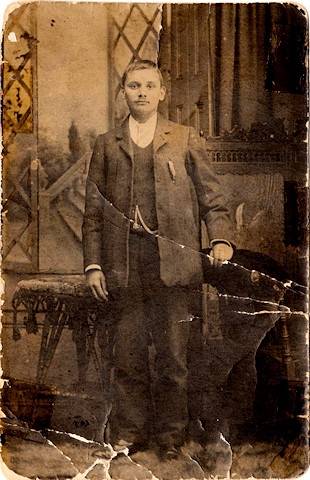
[113,439,148,455]
[112,439,133,452]
[157,444,182,461]
[128,441,149,455]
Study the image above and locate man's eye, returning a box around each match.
[147,84,155,89]
[129,84,138,89]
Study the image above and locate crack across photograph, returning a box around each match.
[1,2,309,480]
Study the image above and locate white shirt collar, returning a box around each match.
[129,113,157,148]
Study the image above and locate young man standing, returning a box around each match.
[82,60,234,460]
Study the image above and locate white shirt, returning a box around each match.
[129,113,157,148]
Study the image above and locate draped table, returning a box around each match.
[12,275,111,385]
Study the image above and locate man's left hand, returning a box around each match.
[210,243,233,268]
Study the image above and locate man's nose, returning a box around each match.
[138,87,147,97]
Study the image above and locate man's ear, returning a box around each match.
[159,85,166,101]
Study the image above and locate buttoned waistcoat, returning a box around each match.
[82,115,234,288]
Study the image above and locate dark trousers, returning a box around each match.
[109,232,190,448]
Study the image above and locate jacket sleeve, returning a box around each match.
[186,127,235,245]
[82,135,106,270]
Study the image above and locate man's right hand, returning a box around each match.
[86,270,109,301]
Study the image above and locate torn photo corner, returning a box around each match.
[1,2,309,479]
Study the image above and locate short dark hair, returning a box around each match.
[122,60,164,87]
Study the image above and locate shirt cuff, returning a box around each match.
[85,264,102,273]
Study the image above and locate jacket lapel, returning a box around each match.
[153,114,173,152]
[115,117,134,162]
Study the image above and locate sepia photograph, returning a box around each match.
[1,2,309,479]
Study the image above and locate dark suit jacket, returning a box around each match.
[82,114,234,288]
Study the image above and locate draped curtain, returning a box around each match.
[209,3,268,133]
[206,3,306,135]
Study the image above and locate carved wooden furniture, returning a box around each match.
[12,275,111,386]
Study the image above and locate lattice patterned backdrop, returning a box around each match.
[2,3,162,273]
[3,10,34,144]
[2,4,39,271]
[106,3,162,125]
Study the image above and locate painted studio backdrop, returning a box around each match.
[2,3,308,480]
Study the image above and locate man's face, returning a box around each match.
[123,68,166,122]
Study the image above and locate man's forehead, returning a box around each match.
[125,68,161,83]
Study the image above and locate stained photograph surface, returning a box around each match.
[1,3,309,479]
